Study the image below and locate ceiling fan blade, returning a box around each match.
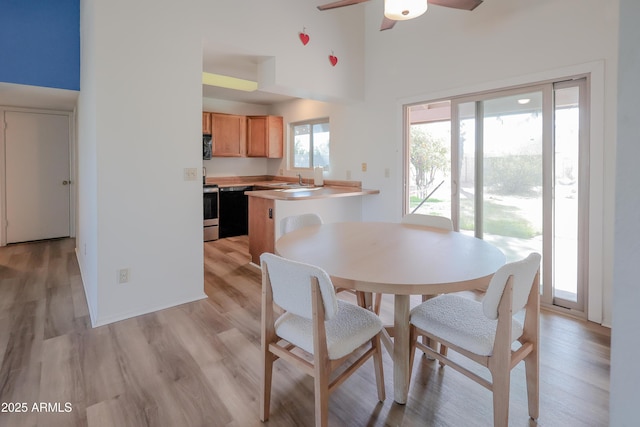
[428,0,483,11]
[317,0,370,11]
[380,16,396,31]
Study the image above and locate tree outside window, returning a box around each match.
[409,124,450,199]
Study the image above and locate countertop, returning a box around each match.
[245,185,379,201]
[204,175,379,201]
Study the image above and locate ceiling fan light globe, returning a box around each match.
[384,0,428,20]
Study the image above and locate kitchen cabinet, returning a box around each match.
[248,197,275,264]
[202,112,212,134]
[247,115,283,158]
[211,113,247,157]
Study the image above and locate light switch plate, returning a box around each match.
[184,167,198,181]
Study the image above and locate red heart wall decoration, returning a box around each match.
[299,32,310,46]
[329,54,338,66]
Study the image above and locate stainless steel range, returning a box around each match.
[203,184,219,241]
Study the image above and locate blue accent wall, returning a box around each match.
[0,0,80,91]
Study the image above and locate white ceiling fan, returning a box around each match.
[317,0,483,31]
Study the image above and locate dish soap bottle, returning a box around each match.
[313,167,324,186]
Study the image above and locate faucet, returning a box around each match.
[297,173,303,186]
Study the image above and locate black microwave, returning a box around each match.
[203,135,212,160]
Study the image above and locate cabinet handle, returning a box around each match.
[268,208,273,219]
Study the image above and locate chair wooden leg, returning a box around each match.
[409,325,417,377]
[439,344,448,366]
[314,359,330,427]
[490,366,510,427]
[356,291,367,309]
[372,334,386,402]
[312,280,331,427]
[260,349,274,421]
[373,293,382,315]
[524,347,539,420]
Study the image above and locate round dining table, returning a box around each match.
[275,221,506,404]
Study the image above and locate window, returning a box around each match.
[290,119,330,170]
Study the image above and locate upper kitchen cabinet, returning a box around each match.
[247,115,283,158]
[211,113,247,157]
[202,112,212,135]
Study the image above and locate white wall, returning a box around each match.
[76,0,98,320]
[77,0,207,326]
[610,0,640,424]
[199,0,365,102]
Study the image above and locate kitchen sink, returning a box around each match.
[278,187,321,193]
[263,182,315,188]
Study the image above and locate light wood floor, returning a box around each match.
[0,237,610,426]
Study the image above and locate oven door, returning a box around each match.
[204,187,219,241]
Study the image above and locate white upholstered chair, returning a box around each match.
[401,213,453,231]
[408,252,541,427]
[280,213,323,237]
[260,253,385,427]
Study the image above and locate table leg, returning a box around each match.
[393,294,411,404]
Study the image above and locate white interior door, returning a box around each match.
[4,111,71,243]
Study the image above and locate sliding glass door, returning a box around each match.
[550,79,588,310]
[406,77,589,315]
[453,89,546,263]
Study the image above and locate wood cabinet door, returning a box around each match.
[247,116,267,157]
[211,113,246,157]
[247,115,283,158]
[202,112,211,134]
[266,116,283,158]
[248,197,275,264]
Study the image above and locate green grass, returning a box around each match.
[410,195,539,239]
[409,196,444,207]
[459,199,540,239]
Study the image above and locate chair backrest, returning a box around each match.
[482,252,541,320]
[260,252,338,320]
[280,213,323,237]
[401,213,453,231]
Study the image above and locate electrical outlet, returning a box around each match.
[118,268,130,284]
[385,168,390,178]
[279,169,284,176]
[183,167,198,181]
[361,163,367,172]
